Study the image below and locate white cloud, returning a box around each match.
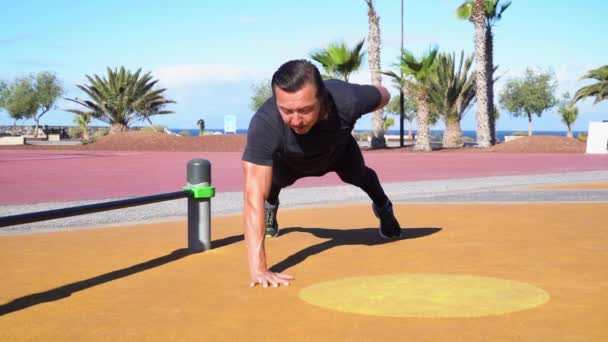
[153,64,269,87]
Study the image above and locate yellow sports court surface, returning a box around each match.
[1,202,607,341]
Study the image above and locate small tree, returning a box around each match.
[558,93,578,138]
[3,79,37,136]
[0,80,7,108]
[65,67,175,134]
[2,72,63,137]
[1,80,22,134]
[428,51,476,148]
[382,116,394,132]
[498,68,557,136]
[197,118,206,136]
[386,94,417,139]
[383,47,439,151]
[250,79,272,112]
[74,113,91,140]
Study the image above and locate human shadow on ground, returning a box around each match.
[0,234,241,316]
[0,227,440,316]
[269,227,441,273]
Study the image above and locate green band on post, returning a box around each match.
[183,185,215,199]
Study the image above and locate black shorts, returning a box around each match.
[271,136,366,189]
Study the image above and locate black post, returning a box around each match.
[399,0,405,147]
[186,159,212,252]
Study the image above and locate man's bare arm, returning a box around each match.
[242,160,294,287]
[373,84,391,111]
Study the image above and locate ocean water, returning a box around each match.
[171,128,584,142]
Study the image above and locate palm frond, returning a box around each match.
[310,39,366,82]
[455,1,473,20]
[497,1,512,20]
[572,65,608,105]
[428,50,476,122]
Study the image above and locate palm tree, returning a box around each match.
[571,65,608,106]
[559,93,579,138]
[382,116,394,132]
[65,66,175,134]
[365,0,386,148]
[386,94,417,139]
[384,47,439,151]
[428,51,476,148]
[457,0,511,147]
[73,113,91,140]
[310,39,365,82]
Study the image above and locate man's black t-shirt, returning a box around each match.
[242,79,380,173]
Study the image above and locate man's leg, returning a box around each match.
[333,138,402,239]
[265,159,299,237]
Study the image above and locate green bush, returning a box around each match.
[577,132,587,143]
[68,126,84,139]
[179,130,191,136]
[93,128,110,138]
[511,131,528,136]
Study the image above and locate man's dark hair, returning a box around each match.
[271,60,333,119]
[271,59,326,100]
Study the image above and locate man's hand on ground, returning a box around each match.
[249,270,295,288]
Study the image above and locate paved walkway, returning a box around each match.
[0,150,607,340]
[2,150,607,205]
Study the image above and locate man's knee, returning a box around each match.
[337,166,372,186]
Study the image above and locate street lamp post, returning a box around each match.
[399,0,405,147]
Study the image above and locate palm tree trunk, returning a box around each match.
[33,119,40,139]
[486,27,496,145]
[414,90,432,151]
[408,120,413,139]
[82,127,90,140]
[110,123,129,135]
[473,0,491,148]
[527,113,533,136]
[367,0,386,149]
[443,117,463,148]
[566,129,573,138]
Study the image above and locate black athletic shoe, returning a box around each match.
[264,201,279,238]
[372,200,402,239]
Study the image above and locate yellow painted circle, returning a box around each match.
[299,274,550,318]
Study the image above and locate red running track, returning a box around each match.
[1,150,606,205]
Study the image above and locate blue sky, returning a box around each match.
[1,0,606,132]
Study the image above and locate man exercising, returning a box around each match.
[242,59,402,288]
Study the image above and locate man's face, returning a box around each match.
[274,81,321,135]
